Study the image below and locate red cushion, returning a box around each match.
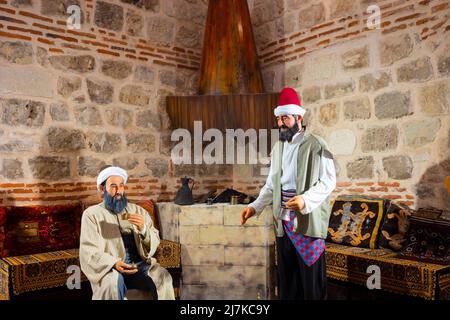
[1,203,83,257]
[135,199,160,231]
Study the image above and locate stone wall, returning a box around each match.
[1,0,449,211]
[0,0,215,205]
[157,202,276,300]
[236,0,450,210]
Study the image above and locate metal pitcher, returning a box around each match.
[174,176,195,205]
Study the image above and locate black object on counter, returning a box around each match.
[212,188,255,204]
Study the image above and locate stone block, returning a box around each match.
[382,155,412,179]
[57,76,82,98]
[223,227,245,246]
[29,156,70,180]
[87,132,122,153]
[119,85,150,106]
[347,156,374,179]
[319,102,339,126]
[243,266,268,287]
[380,34,413,66]
[438,52,450,76]
[361,125,398,152]
[136,110,161,130]
[156,202,180,242]
[224,246,267,266]
[298,3,325,29]
[126,133,156,153]
[147,17,175,46]
[179,205,224,226]
[10,0,32,7]
[78,156,106,177]
[101,60,132,80]
[244,226,272,246]
[1,159,24,179]
[181,245,224,266]
[285,63,304,88]
[419,81,449,115]
[0,139,36,153]
[47,127,86,152]
[329,0,357,19]
[328,129,356,156]
[105,107,133,128]
[0,66,53,98]
[195,266,246,287]
[341,46,369,70]
[175,25,203,49]
[95,1,124,31]
[359,71,391,92]
[0,40,32,64]
[112,156,139,170]
[121,0,159,12]
[86,78,114,105]
[0,98,45,127]
[324,80,354,99]
[305,54,337,82]
[49,55,95,73]
[397,56,433,82]
[126,9,143,37]
[302,86,321,104]
[144,158,168,177]
[179,226,200,245]
[374,91,412,119]
[199,226,225,245]
[74,105,103,126]
[41,0,82,19]
[134,65,155,84]
[224,205,270,226]
[402,118,441,148]
[343,97,371,120]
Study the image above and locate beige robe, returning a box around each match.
[79,201,175,300]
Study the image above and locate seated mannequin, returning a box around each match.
[79,166,175,300]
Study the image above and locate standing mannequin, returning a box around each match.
[240,87,336,300]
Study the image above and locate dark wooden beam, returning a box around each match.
[198,0,264,95]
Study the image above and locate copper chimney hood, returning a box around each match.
[166,0,279,133]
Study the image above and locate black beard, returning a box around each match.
[279,121,300,142]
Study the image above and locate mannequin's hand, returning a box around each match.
[114,260,138,275]
[127,214,145,232]
[240,207,256,225]
[285,195,305,212]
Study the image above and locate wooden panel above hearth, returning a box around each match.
[166,93,279,133]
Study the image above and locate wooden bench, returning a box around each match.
[325,242,450,300]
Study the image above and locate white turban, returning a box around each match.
[96,166,128,191]
[274,104,306,117]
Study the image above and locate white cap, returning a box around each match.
[96,166,128,191]
[274,104,306,117]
